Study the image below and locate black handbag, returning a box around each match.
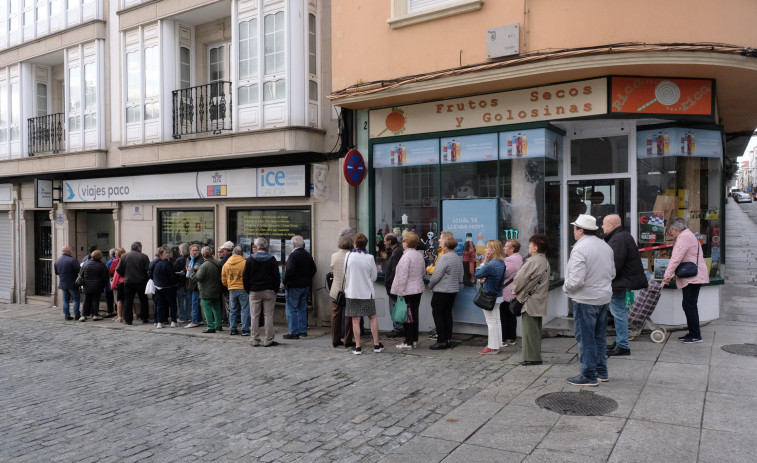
[473,262,506,311]
[336,254,350,309]
[674,245,700,278]
[473,287,498,311]
[510,267,549,317]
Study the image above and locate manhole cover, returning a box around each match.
[536,392,618,416]
[721,344,757,357]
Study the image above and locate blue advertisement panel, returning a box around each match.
[440,133,498,164]
[442,198,499,324]
[498,128,560,160]
[373,139,439,168]
[636,127,722,158]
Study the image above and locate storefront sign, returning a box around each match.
[369,78,607,138]
[636,127,722,158]
[373,139,439,168]
[440,134,497,164]
[611,77,713,116]
[34,179,53,208]
[63,166,306,202]
[498,128,561,160]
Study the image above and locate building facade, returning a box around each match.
[330,0,757,333]
[0,0,347,325]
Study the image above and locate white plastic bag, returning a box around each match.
[145,279,156,295]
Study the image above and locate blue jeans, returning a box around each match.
[177,287,189,321]
[190,290,202,324]
[609,290,629,349]
[285,287,309,335]
[229,289,250,333]
[573,301,609,381]
[62,288,80,318]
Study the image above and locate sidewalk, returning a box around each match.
[2,200,756,462]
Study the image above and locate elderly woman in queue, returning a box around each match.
[501,239,524,347]
[80,249,109,322]
[391,232,426,349]
[513,234,550,365]
[330,226,356,348]
[109,247,126,322]
[343,233,382,354]
[662,217,709,343]
[152,246,179,329]
[474,240,507,354]
[190,246,223,334]
[427,233,463,350]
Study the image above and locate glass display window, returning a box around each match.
[373,139,440,267]
[228,208,312,261]
[158,209,215,257]
[636,126,723,279]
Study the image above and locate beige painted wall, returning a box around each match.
[331,0,757,91]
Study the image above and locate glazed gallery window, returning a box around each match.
[158,209,215,257]
[228,208,312,264]
[636,127,723,280]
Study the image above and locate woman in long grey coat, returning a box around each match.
[427,233,463,350]
[512,234,550,365]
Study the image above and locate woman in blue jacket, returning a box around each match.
[474,240,506,354]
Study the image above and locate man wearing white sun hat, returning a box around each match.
[563,214,615,387]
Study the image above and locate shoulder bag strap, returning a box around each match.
[521,266,549,304]
[341,253,351,291]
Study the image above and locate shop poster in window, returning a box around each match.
[498,128,560,160]
[638,211,665,244]
[636,128,722,158]
[442,198,498,325]
[373,139,438,168]
[440,134,497,164]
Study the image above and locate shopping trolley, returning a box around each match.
[627,279,667,343]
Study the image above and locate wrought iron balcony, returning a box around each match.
[27,113,65,156]
[172,81,233,139]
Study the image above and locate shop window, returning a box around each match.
[636,127,723,279]
[374,139,440,270]
[228,208,312,294]
[158,209,215,257]
[636,127,723,280]
[570,135,628,175]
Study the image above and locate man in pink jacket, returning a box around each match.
[662,217,710,343]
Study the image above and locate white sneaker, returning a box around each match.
[185,323,199,328]
[156,323,163,329]
[395,343,412,349]
[78,316,86,322]
[170,322,177,328]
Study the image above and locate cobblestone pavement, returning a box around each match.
[1,200,757,462]
[0,317,514,463]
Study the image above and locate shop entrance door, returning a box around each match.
[566,179,631,248]
[34,211,53,296]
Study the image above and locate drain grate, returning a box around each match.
[721,343,757,357]
[536,392,618,416]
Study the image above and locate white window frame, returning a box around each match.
[388,0,483,29]
[123,24,161,145]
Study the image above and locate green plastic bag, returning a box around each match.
[625,291,634,312]
[391,296,408,323]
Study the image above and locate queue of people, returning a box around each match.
[53,214,707,367]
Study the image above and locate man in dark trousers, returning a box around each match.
[244,237,281,347]
[54,245,81,321]
[602,214,648,356]
[116,241,151,325]
[383,233,404,338]
[282,235,317,339]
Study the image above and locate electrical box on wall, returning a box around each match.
[486,23,519,59]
